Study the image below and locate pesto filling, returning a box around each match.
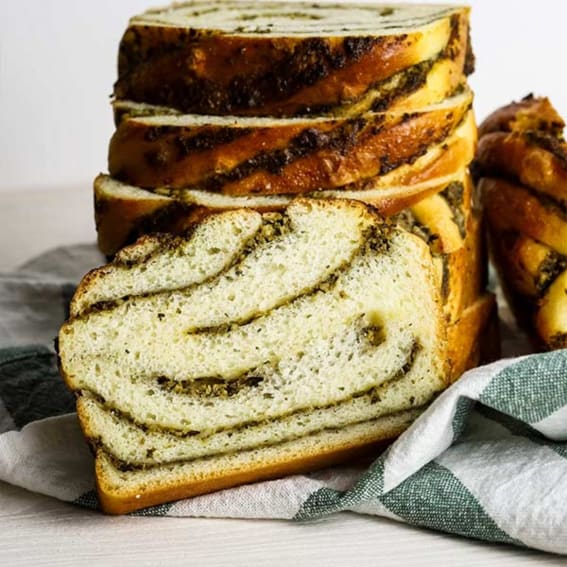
[546,332,567,351]
[536,250,567,297]
[83,340,421,446]
[86,341,423,470]
[87,222,390,344]
[85,212,292,317]
[102,403,424,473]
[440,181,466,238]
[514,178,567,220]
[391,209,437,247]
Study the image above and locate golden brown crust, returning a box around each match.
[436,209,485,325]
[460,211,487,312]
[476,132,567,205]
[95,423,405,515]
[115,8,470,117]
[480,177,567,256]
[108,96,473,195]
[446,293,499,383]
[478,95,564,138]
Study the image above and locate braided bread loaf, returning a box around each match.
[477,95,567,349]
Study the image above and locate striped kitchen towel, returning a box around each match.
[0,245,566,555]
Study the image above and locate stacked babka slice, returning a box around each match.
[476,96,567,350]
[114,1,473,117]
[59,2,497,513]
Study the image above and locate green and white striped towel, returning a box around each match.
[0,245,566,555]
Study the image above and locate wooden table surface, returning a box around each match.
[0,186,563,566]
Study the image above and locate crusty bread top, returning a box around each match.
[129,2,466,37]
[479,95,564,138]
[115,2,471,117]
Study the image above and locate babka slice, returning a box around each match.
[59,199,450,514]
[108,90,474,195]
[93,170,480,325]
[114,1,472,117]
[94,168,474,256]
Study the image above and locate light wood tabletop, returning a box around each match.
[0,186,562,566]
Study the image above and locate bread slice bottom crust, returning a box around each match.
[95,408,422,515]
[93,293,496,515]
[446,293,499,382]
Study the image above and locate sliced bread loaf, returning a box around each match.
[93,166,473,256]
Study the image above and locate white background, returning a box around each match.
[2,0,567,192]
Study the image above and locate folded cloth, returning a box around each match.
[1,245,566,554]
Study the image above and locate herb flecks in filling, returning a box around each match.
[537,251,567,297]
[156,374,264,398]
[392,209,436,248]
[440,181,466,238]
[91,338,423,469]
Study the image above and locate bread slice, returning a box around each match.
[94,163,473,256]
[94,170,478,324]
[112,57,467,126]
[59,198,450,514]
[114,2,472,117]
[109,90,474,195]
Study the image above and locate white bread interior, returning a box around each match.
[59,199,448,512]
